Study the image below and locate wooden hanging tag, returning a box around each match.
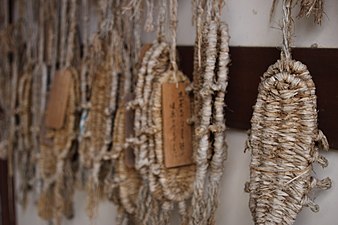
[124,93,135,168]
[162,81,193,168]
[45,69,72,129]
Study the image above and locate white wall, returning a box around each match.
[17,0,338,224]
[143,0,338,48]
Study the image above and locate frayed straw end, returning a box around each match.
[86,180,101,219]
[316,130,329,151]
[244,182,251,193]
[302,196,320,212]
[297,0,324,25]
[37,188,55,221]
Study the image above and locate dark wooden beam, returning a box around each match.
[0,160,16,225]
[0,1,16,224]
[177,46,338,150]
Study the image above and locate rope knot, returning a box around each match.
[209,124,225,133]
[314,177,332,190]
[195,126,209,137]
[316,130,329,151]
[313,150,328,168]
[302,196,319,212]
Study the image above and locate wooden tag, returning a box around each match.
[162,82,193,168]
[124,93,136,168]
[45,69,72,129]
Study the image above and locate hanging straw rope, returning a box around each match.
[65,0,77,67]
[59,0,68,67]
[270,0,324,25]
[144,0,155,32]
[205,20,229,225]
[298,0,324,24]
[281,0,293,60]
[245,1,331,224]
[190,1,229,224]
[169,0,178,78]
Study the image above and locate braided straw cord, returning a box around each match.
[191,19,218,225]
[205,21,230,225]
[190,1,230,223]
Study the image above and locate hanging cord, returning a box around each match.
[82,0,89,60]
[38,0,45,66]
[157,0,166,42]
[50,0,59,81]
[131,1,142,78]
[196,0,204,69]
[59,0,68,67]
[80,0,89,109]
[212,0,220,20]
[281,0,293,60]
[39,0,48,118]
[206,0,213,21]
[65,0,77,67]
[169,0,178,82]
[144,0,154,32]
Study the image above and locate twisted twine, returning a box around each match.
[281,0,293,60]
